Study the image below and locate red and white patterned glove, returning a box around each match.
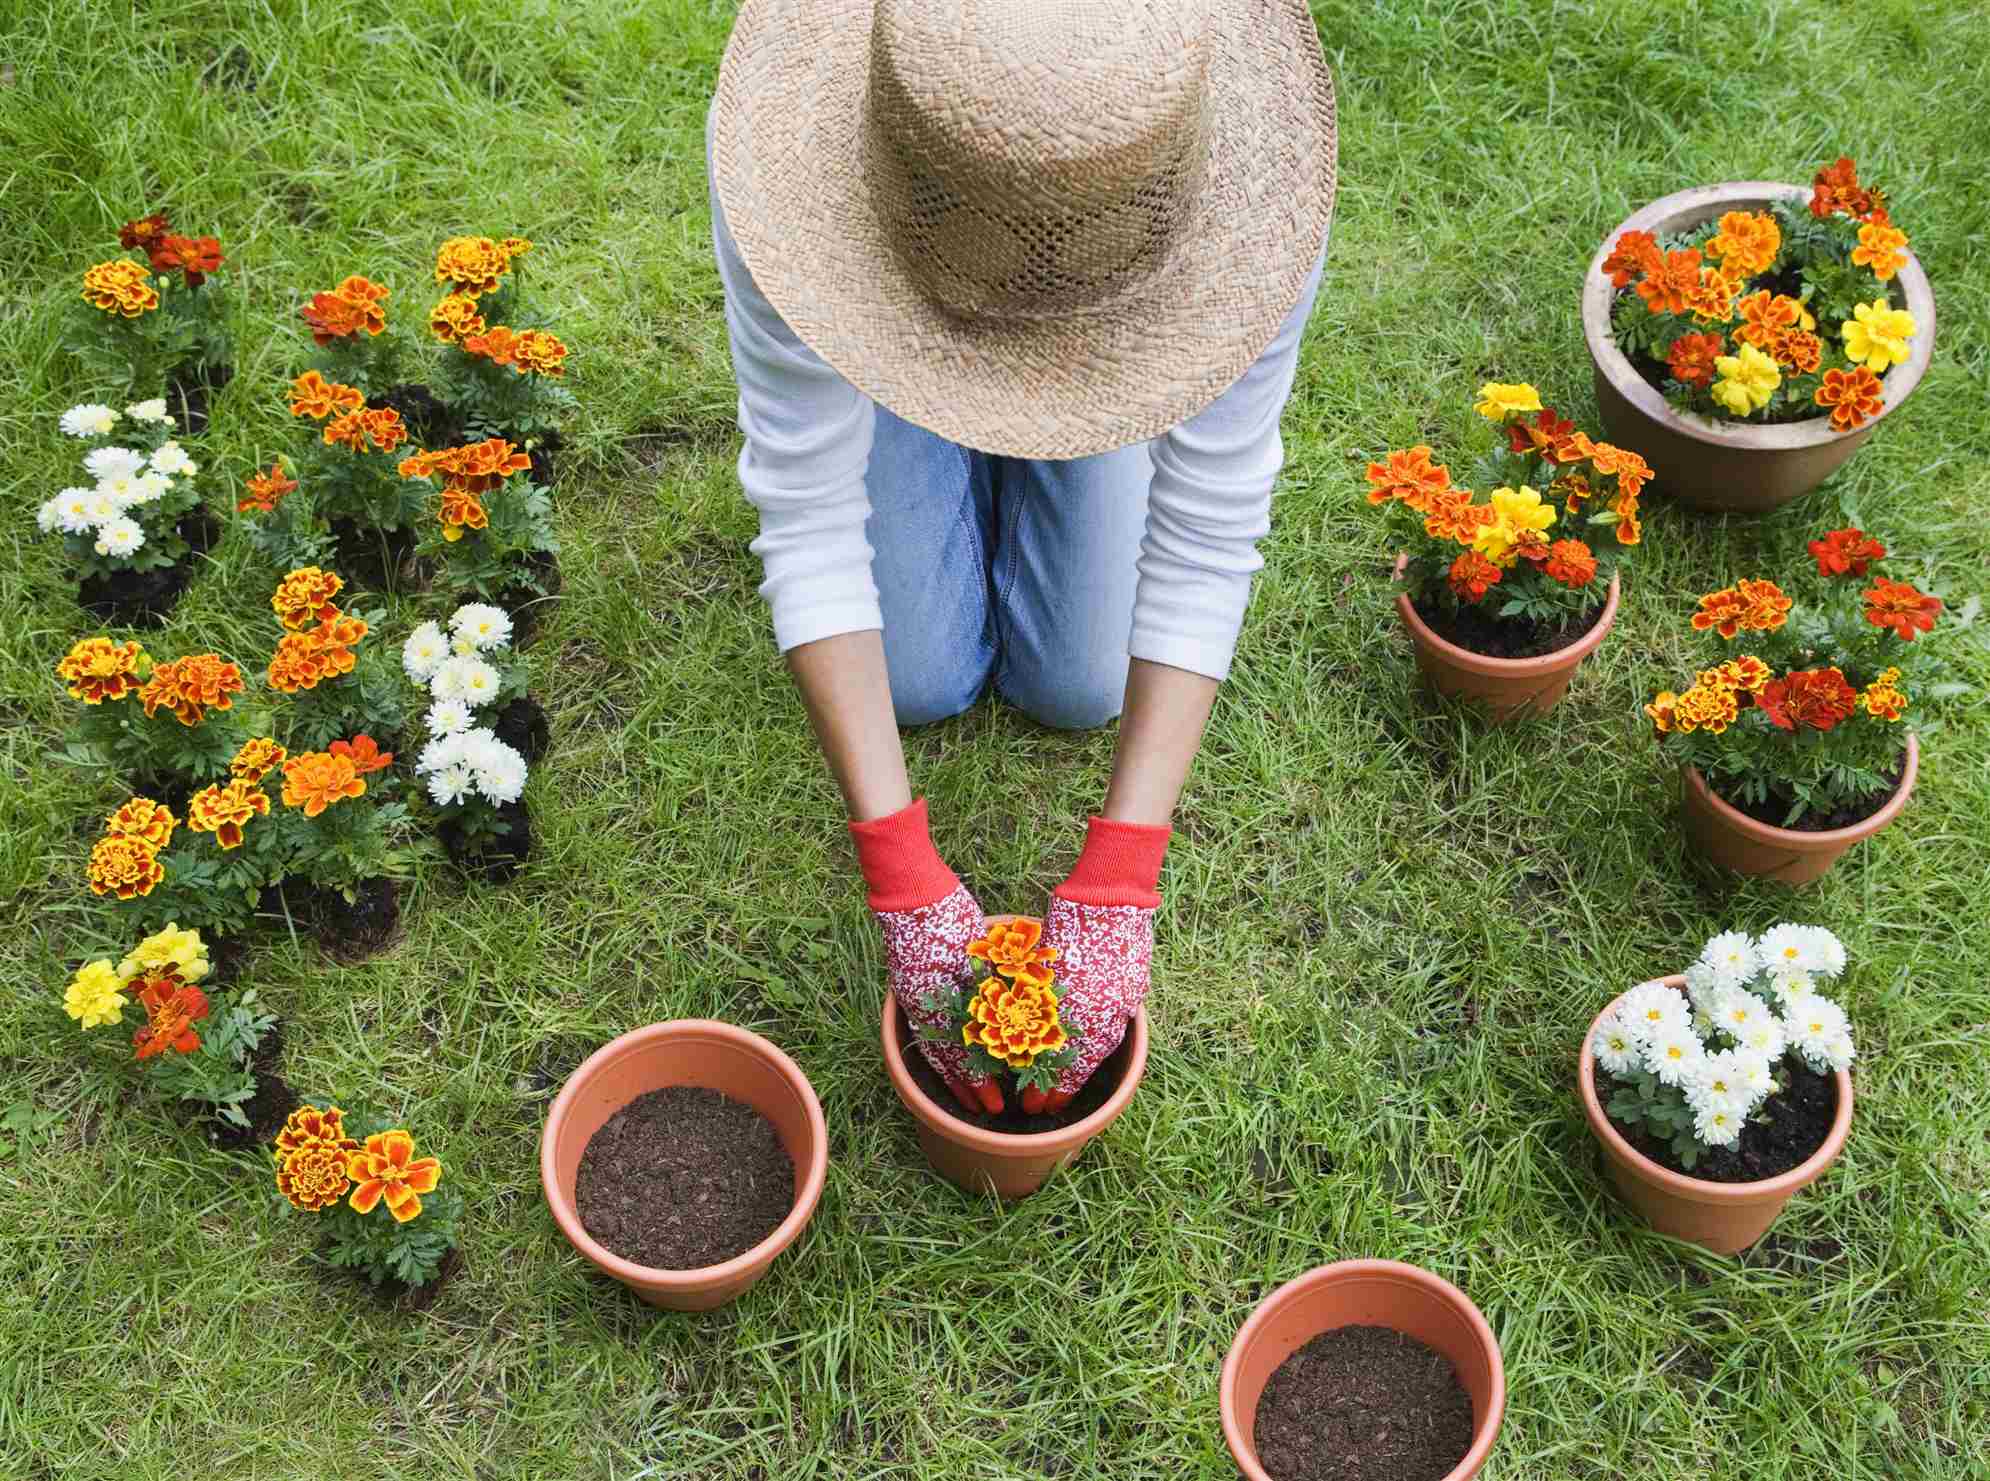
[851,799,1004,1115]
[1027,817,1170,1115]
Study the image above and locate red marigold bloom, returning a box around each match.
[56,636,147,704]
[1635,248,1704,316]
[1809,156,1872,219]
[1809,527,1886,579]
[152,234,224,286]
[1862,577,1942,641]
[329,734,394,775]
[118,211,172,250]
[1505,408,1579,460]
[1365,446,1452,512]
[1666,332,1726,388]
[300,290,370,344]
[186,779,270,850]
[106,797,178,850]
[1447,551,1503,604]
[138,654,244,726]
[238,462,298,515]
[1601,229,1663,289]
[1543,539,1598,588]
[131,976,209,1060]
[1767,327,1823,374]
[1756,667,1859,732]
[346,1131,443,1223]
[1815,366,1885,432]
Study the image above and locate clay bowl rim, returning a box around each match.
[1683,732,1918,849]
[1394,554,1622,678]
[1218,1257,1507,1481]
[539,1018,830,1291]
[1580,180,1936,453]
[1578,976,1855,1206]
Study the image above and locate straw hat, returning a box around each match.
[711,0,1337,459]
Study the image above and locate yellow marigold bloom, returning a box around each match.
[105,797,178,850]
[434,235,511,296]
[1709,342,1780,417]
[81,258,159,317]
[1473,382,1543,421]
[64,960,127,1029]
[1672,682,1740,735]
[1470,485,1557,567]
[88,834,165,900]
[1644,691,1679,736]
[963,974,1068,1070]
[271,567,345,631]
[428,292,486,343]
[57,636,149,704]
[276,1104,355,1160]
[231,737,288,785]
[274,1106,360,1212]
[346,1130,444,1223]
[1703,210,1781,277]
[187,780,271,850]
[117,923,210,985]
[498,236,532,264]
[1840,299,1917,374]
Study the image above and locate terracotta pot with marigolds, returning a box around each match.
[1583,162,1935,514]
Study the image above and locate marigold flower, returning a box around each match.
[275,1106,360,1213]
[428,292,486,343]
[186,779,270,850]
[509,328,569,377]
[347,1130,444,1222]
[1814,366,1886,432]
[1543,538,1597,588]
[1422,489,1490,543]
[1861,679,1907,721]
[271,567,345,630]
[1673,682,1740,735]
[231,736,288,785]
[1634,248,1702,316]
[1666,332,1726,388]
[88,834,165,900]
[1682,266,1738,324]
[118,212,172,250]
[498,236,532,263]
[323,410,368,453]
[81,259,158,317]
[1710,343,1780,417]
[1734,291,1807,350]
[1809,156,1872,220]
[460,324,521,369]
[1851,218,1910,281]
[289,371,365,421]
[64,960,127,1029]
[268,631,354,693]
[967,917,1060,984]
[1470,486,1556,567]
[438,487,489,542]
[1703,210,1781,277]
[117,923,209,984]
[1644,690,1679,736]
[1584,440,1652,501]
[276,1104,357,1160]
[1447,550,1503,604]
[1862,577,1942,641]
[131,975,208,1060]
[963,975,1068,1070]
[300,275,389,343]
[1549,472,1591,516]
[139,654,244,726]
[1757,667,1858,732]
[238,461,298,515]
[1707,655,1772,694]
[1767,328,1823,374]
[1840,299,1916,374]
[1365,446,1452,511]
[106,797,177,850]
[435,235,511,295]
[281,750,367,816]
[1504,407,1578,460]
[1472,382,1543,421]
[152,234,224,286]
[1601,229,1663,289]
[1692,580,1790,639]
[1809,527,1886,579]
[330,734,394,775]
[56,636,147,703]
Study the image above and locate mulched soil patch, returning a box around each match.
[896,1010,1128,1135]
[166,361,235,437]
[1596,1059,1839,1183]
[440,798,532,883]
[1253,1324,1475,1481]
[307,877,404,963]
[1716,755,1906,832]
[201,1019,300,1153]
[494,696,552,765]
[77,507,221,627]
[328,518,420,593]
[523,427,565,488]
[575,1086,795,1270]
[1412,594,1605,661]
[372,382,460,449]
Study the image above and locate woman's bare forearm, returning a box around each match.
[1099,658,1219,826]
[786,631,912,823]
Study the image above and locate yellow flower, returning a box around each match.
[1470,485,1557,566]
[117,923,210,986]
[1840,299,1917,374]
[1709,342,1780,417]
[64,960,127,1028]
[1473,382,1543,421]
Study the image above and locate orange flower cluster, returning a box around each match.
[131,973,209,1060]
[1808,526,1886,579]
[1862,577,1942,641]
[1704,210,1781,277]
[1814,366,1884,432]
[187,779,271,850]
[1690,580,1792,640]
[268,611,369,693]
[1861,666,1907,722]
[300,275,389,344]
[1645,656,1770,737]
[1756,667,1859,733]
[323,406,408,454]
[238,462,298,515]
[1809,157,1884,222]
[963,974,1069,1069]
[399,437,532,541]
[271,567,345,630]
[88,832,166,900]
[56,636,147,704]
[81,258,158,317]
[106,797,178,850]
[231,737,288,785]
[330,734,394,775]
[1365,446,1451,508]
[428,291,486,343]
[274,1105,359,1212]
[1733,290,1822,373]
[967,916,1061,990]
[280,749,368,817]
[138,654,244,726]
[149,234,224,287]
[461,325,569,377]
[289,370,366,421]
[435,235,530,296]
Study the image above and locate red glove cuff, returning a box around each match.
[1054,816,1171,909]
[849,798,958,912]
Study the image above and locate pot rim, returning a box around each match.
[539,1018,829,1291]
[1218,1258,1506,1481]
[1581,180,1936,453]
[1394,554,1622,677]
[1684,731,1918,849]
[1578,976,1854,1206]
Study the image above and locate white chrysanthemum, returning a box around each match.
[1683,960,1723,1016]
[94,517,145,558]
[1803,926,1847,979]
[124,398,170,424]
[1693,1100,1745,1148]
[1787,996,1852,1073]
[1820,1033,1857,1073]
[1736,1012,1787,1062]
[1757,924,1829,977]
[1731,1050,1777,1101]
[83,445,146,481]
[449,602,513,651]
[1699,930,1758,990]
[1646,1025,1705,1087]
[1592,1010,1640,1075]
[473,745,528,805]
[36,497,64,533]
[433,654,500,706]
[425,699,473,736]
[1691,1048,1746,1104]
[417,732,469,775]
[83,490,121,526]
[1709,986,1774,1041]
[1619,981,1686,1041]
[426,764,474,807]
[61,403,119,437]
[54,489,97,534]
[149,441,197,477]
[131,471,173,506]
[451,634,479,657]
[402,622,449,684]
[1765,967,1816,1006]
[98,473,141,508]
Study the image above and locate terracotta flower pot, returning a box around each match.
[1579,977,1854,1254]
[1582,181,1936,515]
[1220,1260,1505,1481]
[881,990,1147,1201]
[540,1019,828,1311]
[1680,733,1918,886]
[1393,554,1620,719]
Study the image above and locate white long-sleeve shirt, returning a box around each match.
[710,134,1323,682]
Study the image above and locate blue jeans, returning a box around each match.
[867,408,1152,730]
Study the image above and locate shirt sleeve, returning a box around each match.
[709,110,883,653]
[1129,243,1327,681]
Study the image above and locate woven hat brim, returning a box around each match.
[712,0,1336,459]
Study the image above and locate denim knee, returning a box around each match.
[996,659,1128,731]
[888,650,991,727]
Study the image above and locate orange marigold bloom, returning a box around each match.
[1584,440,1651,498]
[1505,407,1579,461]
[1673,682,1740,735]
[510,328,569,377]
[1682,267,1738,324]
[315,611,370,649]
[346,1131,444,1223]
[1364,446,1452,512]
[1601,229,1663,289]
[450,436,531,490]
[81,258,159,317]
[963,975,1068,1069]
[439,488,489,542]
[1862,577,1942,641]
[461,324,521,369]
[428,292,486,343]
[1851,218,1910,282]
[106,797,178,850]
[231,737,288,785]
[1809,527,1886,579]
[967,917,1060,986]
[56,636,147,704]
[1809,157,1873,220]
[1757,667,1858,732]
[289,370,365,421]
[276,1104,355,1161]
[498,236,532,263]
[152,234,224,287]
[1734,290,1805,350]
[323,410,368,452]
[1635,248,1703,316]
[118,212,172,250]
[187,779,270,850]
[1543,539,1598,588]
[238,461,298,515]
[1703,210,1781,277]
[88,834,165,900]
[300,275,389,344]
[268,631,356,693]
[1422,489,1490,543]
[1692,580,1791,639]
[1814,366,1885,432]
[277,1140,355,1212]
[435,235,511,296]
[1861,677,1907,721]
[363,408,407,453]
[139,654,244,726]
[1707,655,1772,694]
[1666,332,1726,388]
[1448,550,1503,604]
[1767,327,1823,374]
[1613,501,1643,548]
[131,975,208,1060]
[1644,690,1679,736]
[281,750,367,817]
[1549,472,1591,516]
[271,567,345,630]
[330,734,394,775]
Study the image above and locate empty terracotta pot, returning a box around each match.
[1579,977,1854,1254]
[540,1019,827,1311]
[881,991,1147,1201]
[1220,1260,1505,1481]
[1582,181,1936,515]
[1680,734,1917,886]
[1394,555,1620,720]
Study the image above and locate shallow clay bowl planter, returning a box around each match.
[1220,1260,1506,1481]
[1394,555,1621,720]
[1681,733,1918,886]
[1579,977,1853,1254]
[540,1019,827,1311]
[1582,182,1936,515]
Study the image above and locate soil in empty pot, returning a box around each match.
[1715,754,1907,832]
[1253,1324,1475,1481]
[897,1013,1126,1134]
[1411,594,1606,661]
[575,1086,795,1270]
[1598,1059,1839,1183]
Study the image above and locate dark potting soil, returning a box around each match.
[166,361,234,437]
[77,506,222,627]
[494,696,552,765]
[310,877,403,963]
[1596,1059,1839,1183]
[896,1011,1126,1135]
[1716,755,1907,832]
[523,427,565,488]
[1253,1324,1475,1481]
[574,1086,795,1270]
[372,382,460,448]
[202,1019,301,1152]
[328,518,419,593]
[440,799,532,883]
[471,551,563,649]
[1411,594,1605,661]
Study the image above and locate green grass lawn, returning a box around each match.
[5,1,1990,1476]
